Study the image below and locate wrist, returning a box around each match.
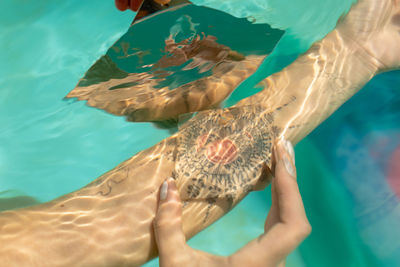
[334,27,386,74]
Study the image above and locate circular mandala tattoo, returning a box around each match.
[176,105,280,206]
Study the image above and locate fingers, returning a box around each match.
[269,138,311,251]
[230,138,311,267]
[273,138,308,225]
[263,178,278,231]
[264,144,280,231]
[266,138,310,251]
[154,178,188,266]
[154,178,230,267]
[265,138,298,231]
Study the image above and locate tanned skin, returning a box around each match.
[0,0,399,266]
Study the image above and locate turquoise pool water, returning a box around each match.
[1,0,400,266]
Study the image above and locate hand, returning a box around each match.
[153,138,311,267]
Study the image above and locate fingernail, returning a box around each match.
[284,139,295,164]
[283,154,296,177]
[160,180,168,201]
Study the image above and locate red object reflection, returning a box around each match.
[115,0,143,11]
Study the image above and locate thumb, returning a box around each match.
[153,177,188,264]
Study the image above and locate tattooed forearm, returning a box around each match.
[95,174,128,197]
[174,103,290,218]
[75,165,131,197]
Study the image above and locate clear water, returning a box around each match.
[0,0,170,202]
[1,0,400,266]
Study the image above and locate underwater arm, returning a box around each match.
[238,0,400,145]
[1,0,399,266]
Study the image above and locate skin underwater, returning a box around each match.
[1,0,400,266]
